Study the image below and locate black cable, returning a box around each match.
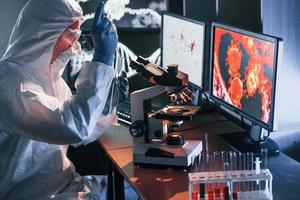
[173,119,229,133]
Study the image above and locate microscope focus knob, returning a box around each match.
[130,120,147,137]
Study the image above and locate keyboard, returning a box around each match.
[117,98,132,124]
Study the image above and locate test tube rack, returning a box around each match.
[189,169,273,200]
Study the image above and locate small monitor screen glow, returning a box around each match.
[162,14,205,88]
[211,26,277,127]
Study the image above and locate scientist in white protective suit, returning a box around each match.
[0,0,135,199]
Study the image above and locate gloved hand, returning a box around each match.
[91,2,118,66]
[102,71,129,115]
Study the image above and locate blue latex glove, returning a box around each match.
[92,2,118,66]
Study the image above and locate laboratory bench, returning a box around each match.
[98,112,300,200]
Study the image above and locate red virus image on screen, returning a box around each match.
[212,27,276,125]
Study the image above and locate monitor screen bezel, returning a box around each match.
[209,22,281,132]
[161,12,206,90]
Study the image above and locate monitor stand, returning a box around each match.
[219,124,280,157]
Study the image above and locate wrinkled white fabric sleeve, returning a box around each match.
[64,61,115,146]
[3,62,114,145]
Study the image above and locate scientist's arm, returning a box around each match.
[0,61,113,145]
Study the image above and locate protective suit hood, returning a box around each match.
[2,0,83,70]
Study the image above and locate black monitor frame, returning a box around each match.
[161,12,206,91]
[209,22,282,133]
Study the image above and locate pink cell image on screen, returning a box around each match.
[212,27,276,124]
[168,31,197,56]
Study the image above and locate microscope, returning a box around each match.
[129,56,202,168]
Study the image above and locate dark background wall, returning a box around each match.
[261,0,300,161]
[262,0,300,126]
[216,0,262,32]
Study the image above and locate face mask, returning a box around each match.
[50,40,81,75]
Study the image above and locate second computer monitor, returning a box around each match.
[210,22,282,132]
[162,13,205,89]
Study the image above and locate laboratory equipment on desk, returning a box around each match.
[188,151,273,200]
[129,56,202,168]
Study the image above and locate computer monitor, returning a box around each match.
[162,13,206,90]
[209,22,282,155]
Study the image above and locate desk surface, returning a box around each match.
[98,112,300,200]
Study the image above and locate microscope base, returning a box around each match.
[133,140,202,168]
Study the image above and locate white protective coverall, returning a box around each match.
[0,0,116,199]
